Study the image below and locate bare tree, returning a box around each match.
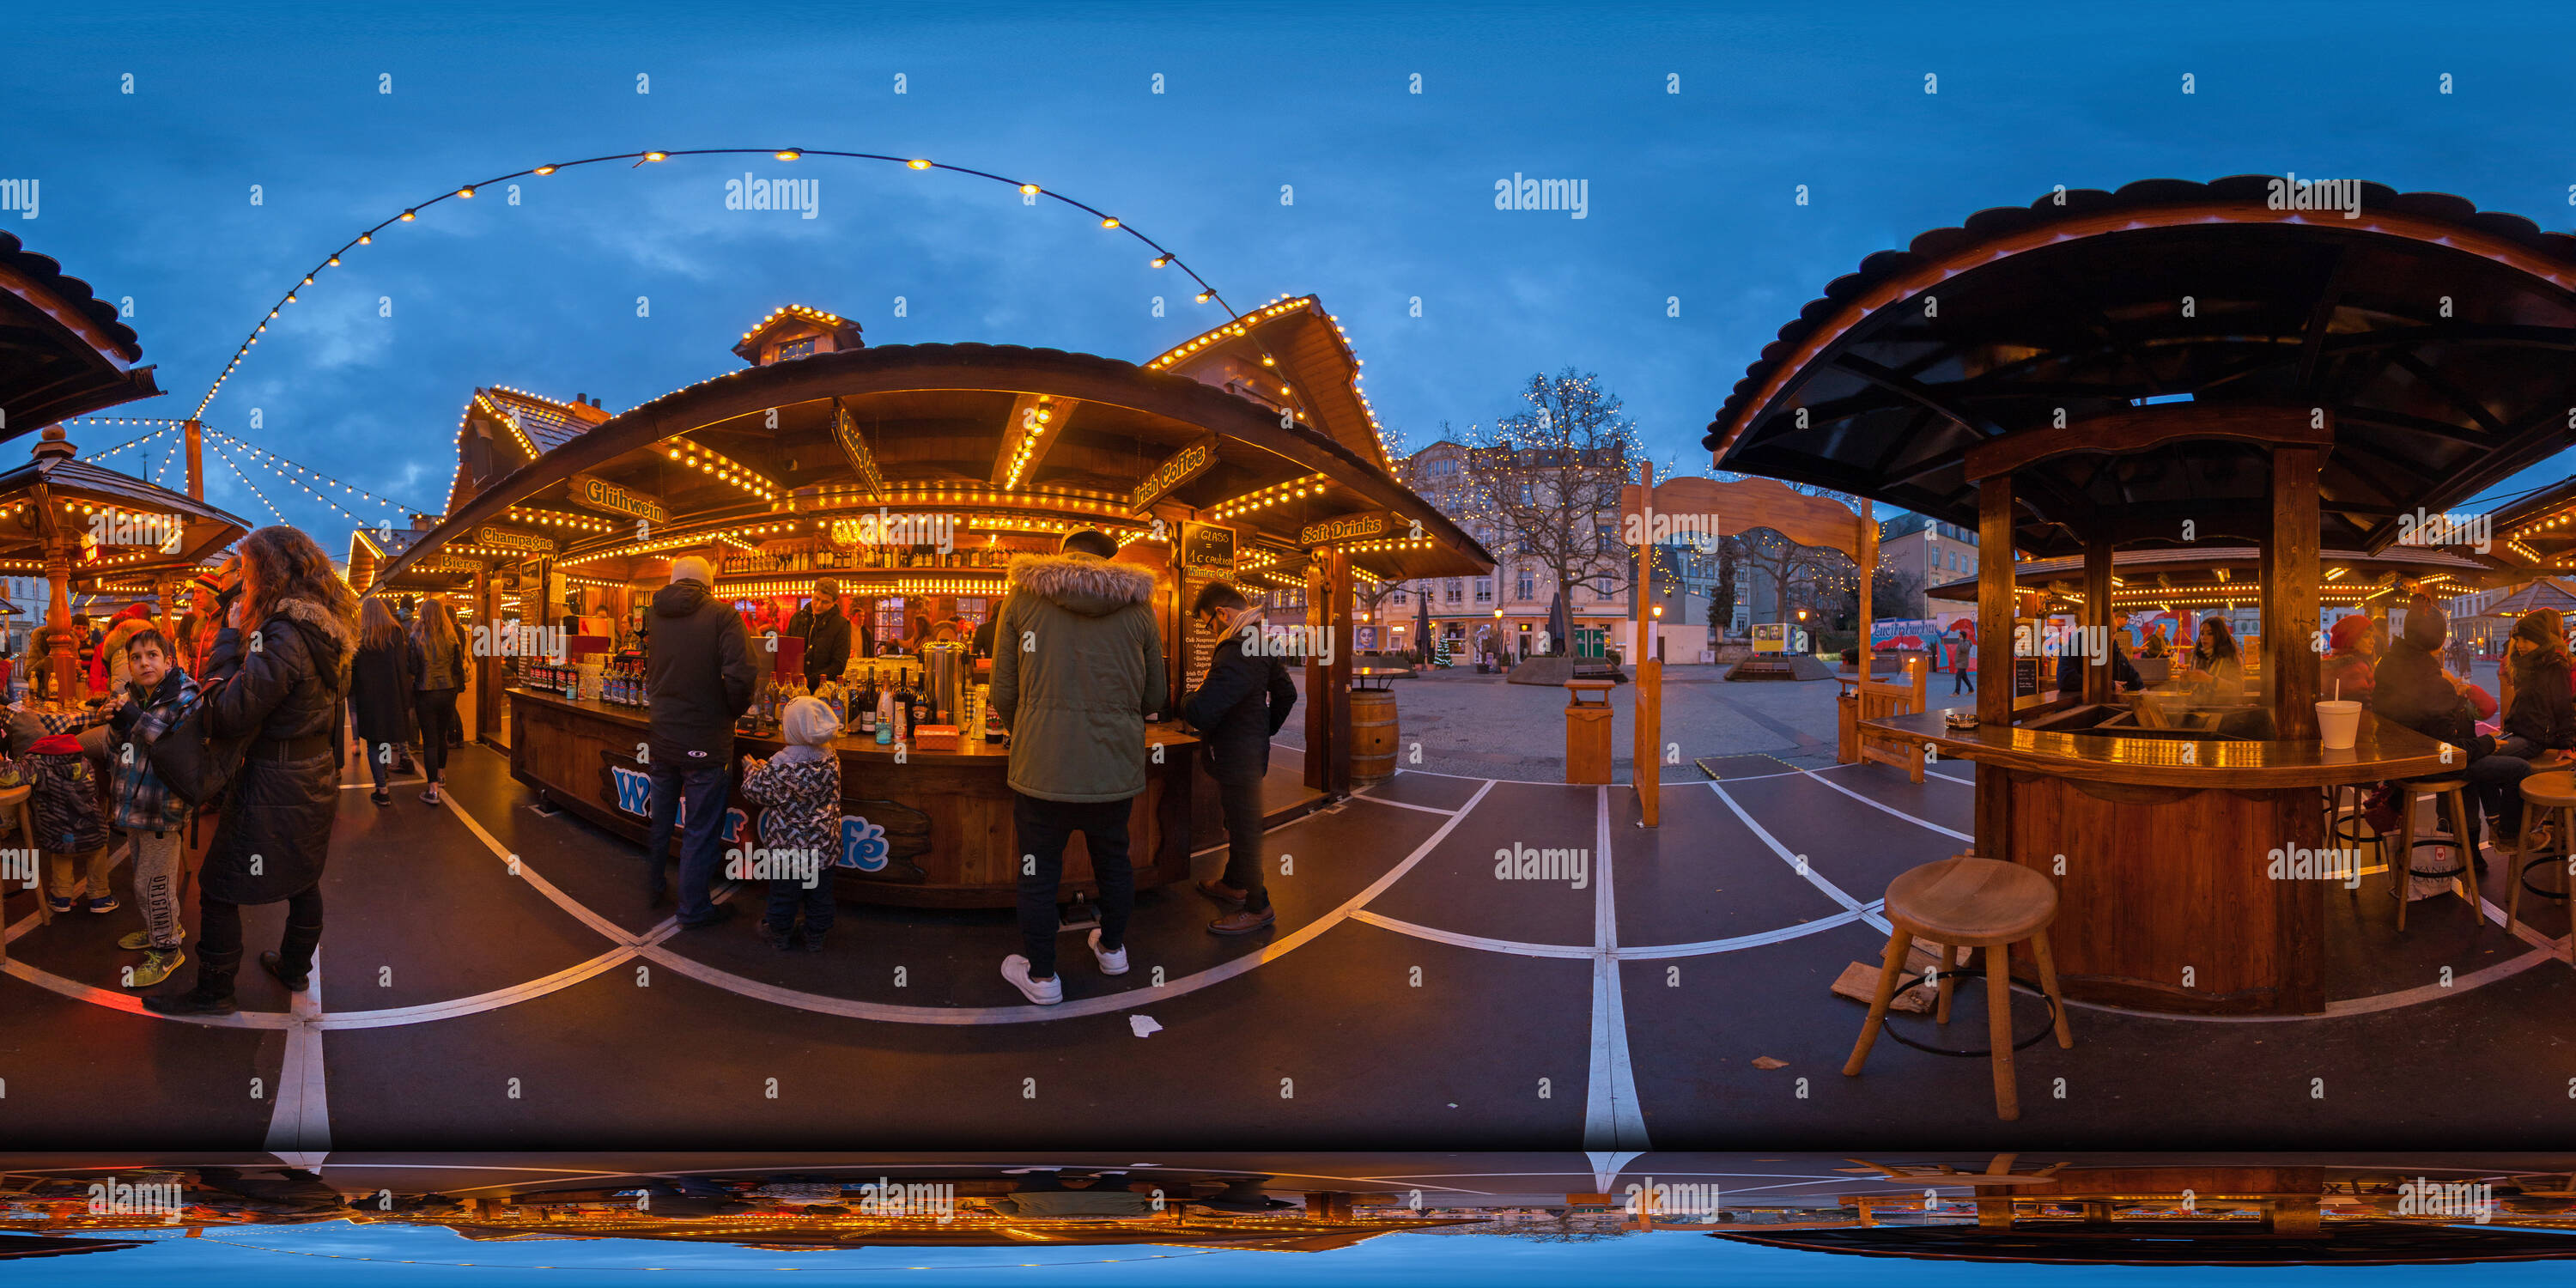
[1455,369,1643,652]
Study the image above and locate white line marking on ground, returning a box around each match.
[315,946,643,1030]
[1348,790,1460,816]
[440,776,1498,1025]
[1709,781,1892,935]
[1585,784,1649,1151]
[1926,769,1975,787]
[1352,906,1877,960]
[264,957,330,1151]
[1346,911,1593,958]
[1799,768,1973,842]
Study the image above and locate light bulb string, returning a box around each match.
[204,427,411,513]
[210,440,292,527]
[191,146,1253,421]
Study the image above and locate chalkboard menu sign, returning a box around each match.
[1179,521,1240,699]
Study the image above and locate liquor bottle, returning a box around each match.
[875,670,896,744]
[890,671,912,744]
[908,669,930,730]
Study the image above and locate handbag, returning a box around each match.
[147,684,251,808]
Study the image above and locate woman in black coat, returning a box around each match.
[147,526,360,1017]
[349,596,416,806]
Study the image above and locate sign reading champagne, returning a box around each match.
[1130,434,1218,513]
[831,399,888,501]
[1297,509,1397,548]
[475,526,557,556]
[568,473,668,526]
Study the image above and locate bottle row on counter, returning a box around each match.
[722,544,1013,574]
[524,656,1007,750]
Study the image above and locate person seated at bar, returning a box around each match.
[2052,634,2142,697]
[2372,602,2533,866]
[2179,617,2245,704]
[2494,607,2573,768]
[2319,613,2378,705]
[2138,622,2169,659]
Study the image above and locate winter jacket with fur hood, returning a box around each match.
[989,551,1166,803]
[200,593,357,904]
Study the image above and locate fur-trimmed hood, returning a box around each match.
[269,594,358,687]
[1009,552,1156,618]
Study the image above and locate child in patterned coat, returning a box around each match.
[738,695,841,951]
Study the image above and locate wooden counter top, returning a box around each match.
[1862,708,2455,788]
[507,685,1200,765]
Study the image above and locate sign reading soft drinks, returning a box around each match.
[1298,509,1397,547]
[1131,434,1217,513]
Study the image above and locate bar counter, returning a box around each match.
[1862,708,2457,1015]
[507,686,1198,908]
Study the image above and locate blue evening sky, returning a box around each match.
[9,1223,2576,1287]
[4,1,2571,538]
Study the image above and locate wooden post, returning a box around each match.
[1634,658,1661,825]
[1975,477,2014,852]
[1304,549,1353,795]
[1856,496,1876,677]
[1635,462,1654,665]
[184,418,204,500]
[2081,538,2114,705]
[2265,444,2323,739]
[473,563,498,744]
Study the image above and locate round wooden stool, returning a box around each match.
[2510,770,2576,961]
[2389,778,2480,939]
[1843,855,2073,1121]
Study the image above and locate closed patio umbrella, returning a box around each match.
[1414,592,1435,664]
[1546,594,1573,657]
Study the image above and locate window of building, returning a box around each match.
[1516,566,1535,600]
[1392,586,1409,605]
[1474,578,1493,604]
[1444,579,1464,605]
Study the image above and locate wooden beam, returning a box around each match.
[2081,538,2113,705]
[1303,549,1354,794]
[2266,445,2323,738]
[1975,476,2015,852]
[1856,496,1876,678]
[1962,402,2333,483]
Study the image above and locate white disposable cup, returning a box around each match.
[2314,699,2362,750]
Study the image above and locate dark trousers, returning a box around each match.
[199,886,325,957]
[1217,773,1270,913]
[645,759,732,923]
[415,689,459,781]
[765,875,835,935]
[2459,753,2537,850]
[1012,791,1133,979]
[1953,665,1974,693]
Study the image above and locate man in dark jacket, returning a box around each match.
[645,556,757,926]
[785,578,854,691]
[1183,582,1298,934]
[2373,604,2533,858]
[989,530,1165,1005]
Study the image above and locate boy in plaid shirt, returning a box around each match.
[104,629,200,987]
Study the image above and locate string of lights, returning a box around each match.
[198,429,402,526]
[193,146,1261,421]
[67,417,189,462]
[191,1235,1228,1273]
[209,440,292,526]
[202,427,413,513]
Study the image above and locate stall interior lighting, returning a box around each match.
[1209,473,1328,521]
[506,507,617,532]
[716,577,1005,598]
[665,438,781,501]
[998,396,1064,491]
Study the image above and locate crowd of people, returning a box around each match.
[637,530,1297,1003]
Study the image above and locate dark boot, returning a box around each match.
[263,920,325,993]
[143,947,241,1017]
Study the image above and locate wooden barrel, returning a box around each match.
[1351,687,1399,783]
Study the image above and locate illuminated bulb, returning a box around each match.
[1101,217,1121,229]
[644,151,667,161]
[908,158,932,169]
[458,186,475,198]
[399,210,415,221]
[776,149,802,161]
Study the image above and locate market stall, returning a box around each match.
[368,297,1492,907]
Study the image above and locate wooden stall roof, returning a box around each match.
[1924,544,2500,603]
[1702,178,2576,560]
[447,385,613,515]
[0,445,249,582]
[380,325,1490,587]
[349,523,472,593]
[0,230,161,434]
[2488,473,2576,573]
[1145,295,1397,475]
[2464,575,2576,622]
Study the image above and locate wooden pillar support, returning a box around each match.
[184,418,204,501]
[1304,549,1353,795]
[2265,444,2323,739]
[1634,659,1662,825]
[2081,538,2114,705]
[1856,497,1876,677]
[1975,476,2015,853]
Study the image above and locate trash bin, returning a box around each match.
[1564,678,1614,785]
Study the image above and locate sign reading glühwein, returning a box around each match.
[1130,434,1217,513]
[1297,509,1397,548]
[568,473,668,526]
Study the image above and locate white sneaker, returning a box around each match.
[1001,954,1063,1005]
[1088,928,1129,975]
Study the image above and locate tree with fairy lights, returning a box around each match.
[1454,368,1643,656]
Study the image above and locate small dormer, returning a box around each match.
[733,305,864,366]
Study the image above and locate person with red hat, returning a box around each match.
[2320,612,2379,704]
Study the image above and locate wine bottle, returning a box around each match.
[858,667,878,738]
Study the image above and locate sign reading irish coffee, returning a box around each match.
[568,472,668,526]
[475,526,557,555]
[1297,509,1395,548]
[831,399,888,501]
[1130,434,1217,513]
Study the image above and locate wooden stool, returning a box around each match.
[0,783,34,967]
[1844,855,2073,1121]
[2509,770,2576,962]
[2389,778,2479,939]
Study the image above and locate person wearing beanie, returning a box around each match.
[2320,612,2379,704]
[643,554,757,925]
[738,694,843,951]
[2373,601,2537,864]
[2498,608,2574,766]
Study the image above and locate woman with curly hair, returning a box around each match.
[147,526,360,1017]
